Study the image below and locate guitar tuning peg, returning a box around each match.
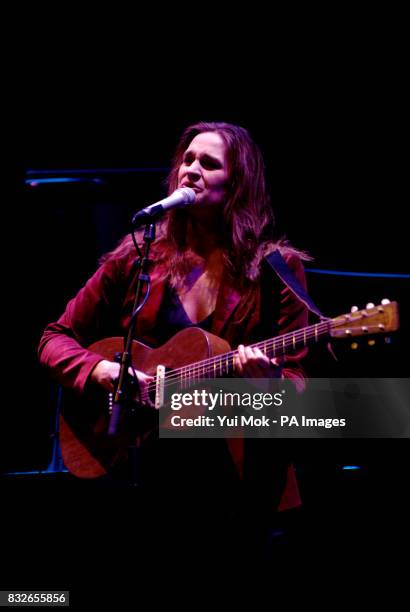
[384,336,392,344]
[366,302,375,309]
[351,306,359,313]
[368,339,376,346]
[351,342,359,350]
[381,298,391,305]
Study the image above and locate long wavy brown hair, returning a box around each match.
[102,121,309,290]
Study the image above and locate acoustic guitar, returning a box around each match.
[59,300,399,477]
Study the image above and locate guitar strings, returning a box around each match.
[145,314,382,395]
[145,320,332,394]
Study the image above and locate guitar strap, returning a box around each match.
[264,249,337,360]
[264,249,327,320]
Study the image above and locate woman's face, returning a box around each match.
[178,132,230,209]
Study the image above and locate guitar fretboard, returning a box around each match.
[162,319,332,386]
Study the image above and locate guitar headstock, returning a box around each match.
[330,299,399,339]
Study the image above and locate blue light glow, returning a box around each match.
[306,268,410,279]
[4,469,69,475]
[26,177,104,186]
[26,167,169,175]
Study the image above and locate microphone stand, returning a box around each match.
[108,221,156,488]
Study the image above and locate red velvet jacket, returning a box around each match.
[38,249,309,509]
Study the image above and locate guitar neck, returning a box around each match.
[174,320,332,380]
[162,300,398,382]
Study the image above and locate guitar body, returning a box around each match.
[59,327,231,478]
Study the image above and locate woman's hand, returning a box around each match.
[234,345,282,378]
[91,359,155,403]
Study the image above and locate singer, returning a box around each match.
[38,122,310,559]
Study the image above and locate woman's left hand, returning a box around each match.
[234,344,282,378]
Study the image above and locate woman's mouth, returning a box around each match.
[181,183,202,193]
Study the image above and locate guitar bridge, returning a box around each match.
[155,365,165,410]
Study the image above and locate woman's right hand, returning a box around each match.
[90,359,155,404]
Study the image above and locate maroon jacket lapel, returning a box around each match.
[134,269,167,342]
[211,274,243,337]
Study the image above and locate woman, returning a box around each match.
[38,121,309,554]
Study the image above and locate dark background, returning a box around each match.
[3,19,409,600]
[7,47,408,472]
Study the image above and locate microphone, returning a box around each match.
[132,187,196,227]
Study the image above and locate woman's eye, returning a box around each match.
[202,159,219,169]
[182,155,220,169]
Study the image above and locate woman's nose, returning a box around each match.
[186,159,201,178]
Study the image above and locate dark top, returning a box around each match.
[154,284,213,344]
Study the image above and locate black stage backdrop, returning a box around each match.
[8,75,408,471]
[3,33,409,600]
